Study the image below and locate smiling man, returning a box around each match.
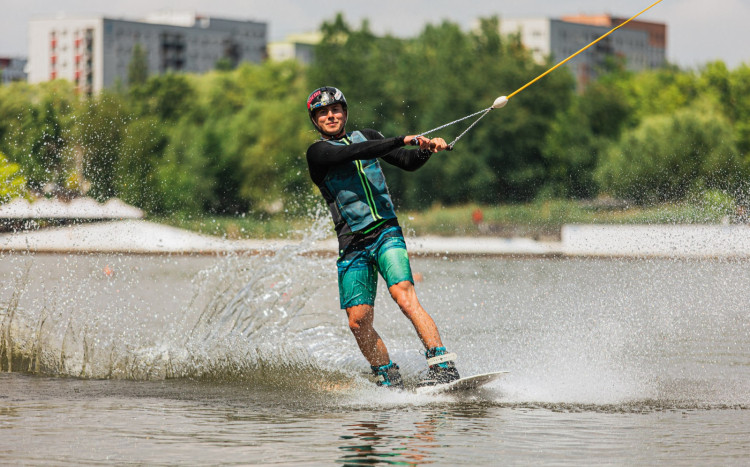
[305,86,460,389]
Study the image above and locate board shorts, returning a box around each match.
[336,225,414,309]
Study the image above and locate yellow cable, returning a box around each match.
[507,0,664,100]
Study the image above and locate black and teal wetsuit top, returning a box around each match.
[306,129,432,251]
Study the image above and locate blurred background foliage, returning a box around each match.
[1,14,749,220]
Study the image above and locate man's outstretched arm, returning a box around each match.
[381,135,449,172]
[306,134,407,168]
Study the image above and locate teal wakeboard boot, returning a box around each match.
[371,361,404,389]
[418,347,460,387]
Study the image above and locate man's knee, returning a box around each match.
[347,305,373,332]
[390,281,417,312]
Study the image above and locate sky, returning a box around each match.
[1,0,749,69]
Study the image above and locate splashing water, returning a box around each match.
[0,214,364,389]
[2,220,749,410]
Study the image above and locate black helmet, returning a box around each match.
[306,86,347,131]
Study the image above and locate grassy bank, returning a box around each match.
[400,199,738,239]
[157,198,741,240]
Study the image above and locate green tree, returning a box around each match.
[0,81,78,192]
[0,151,27,203]
[128,43,149,87]
[541,74,633,198]
[615,65,697,126]
[225,62,314,213]
[154,118,216,214]
[75,92,127,200]
[725,64,750,156]
[215,57,234,72]
[596,106,744,203]
[117,117,167,212]
[129,73,196,121]
[541,101,598,198]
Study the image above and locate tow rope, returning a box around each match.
[418,0,664,149]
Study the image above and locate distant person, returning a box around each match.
[305,86,460,388]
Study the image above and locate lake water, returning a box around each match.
[1,244,749,465]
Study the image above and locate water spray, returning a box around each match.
[419,0,664,149]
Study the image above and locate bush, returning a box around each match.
[596,106,745,203]
[0,151,27,203]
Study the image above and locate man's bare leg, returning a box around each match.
[346,304,391,367]
[388,280,442,350]
[389,280,460,385]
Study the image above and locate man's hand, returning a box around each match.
[404,135,449,153]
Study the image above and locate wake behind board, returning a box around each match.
[415,371,509,395]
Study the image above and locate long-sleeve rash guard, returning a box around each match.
[306,128,432,249]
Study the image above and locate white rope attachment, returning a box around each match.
[492,96,508,109]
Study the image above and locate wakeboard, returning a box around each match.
[414,371,509,395]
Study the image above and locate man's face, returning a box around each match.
[314,103,346,136]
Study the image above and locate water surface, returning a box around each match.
[1,248,748,465]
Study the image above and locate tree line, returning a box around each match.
[1,15,749,215]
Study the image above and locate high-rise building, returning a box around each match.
[28,12,267,94]
[500,15,666,88]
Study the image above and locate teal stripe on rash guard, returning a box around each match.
[342,137,382,223]
[354,160,382,222]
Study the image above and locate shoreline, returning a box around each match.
[1,219,750,259]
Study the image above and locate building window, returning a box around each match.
[160,33,186,72]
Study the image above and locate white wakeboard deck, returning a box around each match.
[414,371,509,395]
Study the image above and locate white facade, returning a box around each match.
[500,17,666,87]
[28,13,267,93]
[267,42,315,64]
[267,32,320,65]
[500,18,552,63]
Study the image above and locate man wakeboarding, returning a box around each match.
[305,86,460,389]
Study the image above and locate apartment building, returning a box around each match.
[28,12,267,93]
[500,14,666,87]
